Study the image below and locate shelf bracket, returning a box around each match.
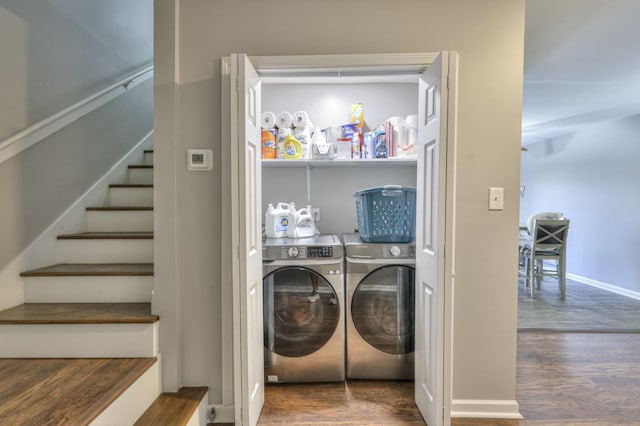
[306,163,312,203]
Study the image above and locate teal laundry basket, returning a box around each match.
[354,185,416,243]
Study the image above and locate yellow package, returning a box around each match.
[350,103,364,127]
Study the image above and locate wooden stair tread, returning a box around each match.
[128,165,153,169]
[0,357,156,425]
[134,387,208,426]
[109,184,153,188]
[20,263,153,277]
[86,206,153,211]
[58,232,154,240]
[0,303,159,324]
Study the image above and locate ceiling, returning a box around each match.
[522,0,640,145]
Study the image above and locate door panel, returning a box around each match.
[232,53,263,426]
[415,52,452,426]
[263,267,340,358]
[351,265,415,355]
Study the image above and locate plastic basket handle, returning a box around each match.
[381,185,403,197]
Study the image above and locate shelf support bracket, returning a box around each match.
[306,163,312,203]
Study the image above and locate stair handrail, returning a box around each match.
[0,64,154,165]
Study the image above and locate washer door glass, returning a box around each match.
[352,265,415,355]
[263,266,340,358]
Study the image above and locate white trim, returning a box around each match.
[249,53,437,73]
[450,399,523,419]
[0,131,153,311]
[567,273,640,301]
[0,65,153,165]
[208,404,235,424]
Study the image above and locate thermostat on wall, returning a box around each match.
[187,149,213,171]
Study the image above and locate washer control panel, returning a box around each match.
[307,246,333,258]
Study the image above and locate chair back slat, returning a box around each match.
[533,219,569,253]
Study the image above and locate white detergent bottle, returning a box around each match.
[291,206,317,238]
[285,203,299,238]
[265,202,291,238]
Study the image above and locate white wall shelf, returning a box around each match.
[262,158,416,168]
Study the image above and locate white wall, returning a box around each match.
[154,0,525,415]
[520,114,640,293]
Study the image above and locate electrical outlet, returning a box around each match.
[312,208,320,222]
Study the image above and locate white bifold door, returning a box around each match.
[230,53,264,426]
[414,51,457,426]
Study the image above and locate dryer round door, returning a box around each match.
[351,265,415,355]
[263,266,340,358]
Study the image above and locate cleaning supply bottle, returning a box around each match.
[293,126,312,159]
[265,203,291,238]
[351,132,361,159]
[283,134,303,159]
[285,203,299,237]
[276,128,292,159]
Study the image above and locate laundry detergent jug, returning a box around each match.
[265,202,291,238]
[286,205,317,238]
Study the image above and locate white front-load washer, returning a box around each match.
[262,234,345,383]
[342,233,415,380]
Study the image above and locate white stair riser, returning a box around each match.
[91,361,160,426]
[110,187,154,206]
[87,210,153,232]
[54,239,153,263]
[143,152,154,165]
[0,322,158,358]
[187,391,210,426]
[128,168,153,184]
[23,276,154,303]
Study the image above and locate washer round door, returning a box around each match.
[351,265,415,355]
[263,266,340,358]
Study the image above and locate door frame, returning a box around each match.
[222,52,456,425]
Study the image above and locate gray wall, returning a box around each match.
[155,0,525,410]
[520,114,640,292]
[0,1,153,292]
[0,0,153,140]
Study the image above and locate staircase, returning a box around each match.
[0,149,209,425]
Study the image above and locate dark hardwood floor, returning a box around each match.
[259,332,640,425]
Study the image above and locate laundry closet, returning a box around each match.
[226,52,455,426]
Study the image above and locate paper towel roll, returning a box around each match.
[261,112,276,129]
[276,112,293,129]
[292,111,313,129]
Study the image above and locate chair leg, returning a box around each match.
[529,256,535,298]
[559,258,566,300]
[536,259,542,289]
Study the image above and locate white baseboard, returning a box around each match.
[0,131,153,311]
[567,273,640,301]
[450,399,523,419]
[208,404,235,423]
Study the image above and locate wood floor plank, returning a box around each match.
[57,232,154,240]
[0,303,158,324]
[134,387,208,426]
[20,263,154,276]
[0,358,156,426]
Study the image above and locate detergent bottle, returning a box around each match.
[283,134,303,159]
[264,202,291,238]
[285,203,299,237]
[292,206,317,238]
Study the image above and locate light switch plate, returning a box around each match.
[489,187,504,211]
[187,149,213,171]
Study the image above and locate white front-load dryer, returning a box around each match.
[343,233,415,380]
[262,234,345,383]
